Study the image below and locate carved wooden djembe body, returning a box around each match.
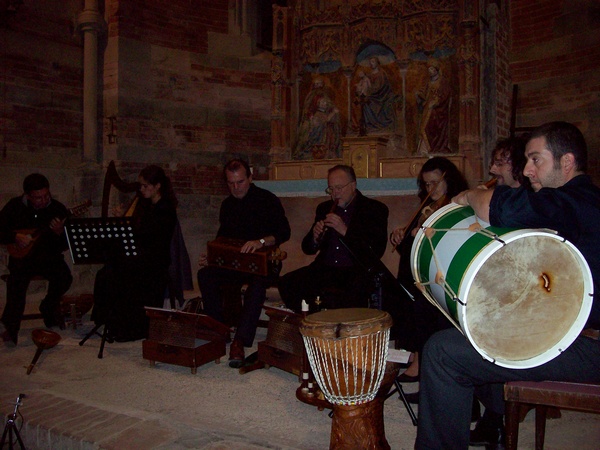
[299,308,395,450]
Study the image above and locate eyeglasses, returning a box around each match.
[325,181,353,195]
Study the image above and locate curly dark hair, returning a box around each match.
[492,136,529,187]
[417,157,468,201]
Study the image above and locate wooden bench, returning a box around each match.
[504,380,600,449]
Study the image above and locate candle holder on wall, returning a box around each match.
[107,116,117,144]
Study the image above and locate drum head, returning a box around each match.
[465,234,591,367]
[301,308,392,339]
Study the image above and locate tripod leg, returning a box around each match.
[394,378,418,426]
[79,324,102,346]
[12,423,26,450]
[98,323,110,359]
[0,421,9,448]
[1,420,26,450]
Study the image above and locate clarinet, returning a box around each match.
[315,198,339,244]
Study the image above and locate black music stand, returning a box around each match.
[65,217,139,358]
[338,236,418,425]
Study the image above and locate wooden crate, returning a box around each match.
[142,307,230,374]
[257,306,304,378]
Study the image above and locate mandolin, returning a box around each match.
[7,200,91,259]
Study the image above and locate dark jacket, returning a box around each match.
[217,184,291,245]
[490,175,600,328]
[301,190,389,268]
[0,195,69,266]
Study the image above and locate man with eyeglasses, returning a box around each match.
[278,164,389,312]
[197,159,291,367]
[0,173,73,344]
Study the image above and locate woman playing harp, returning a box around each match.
[91,165,178,342]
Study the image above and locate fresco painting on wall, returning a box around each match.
[293,43,404,161]
[415,58,453,154]
[405,54,457,156]
[293,75,343,160]
[292,42,458,161]
[352,45,402,137]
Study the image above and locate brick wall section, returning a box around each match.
[110,0,228,53]
[509,0,600,181]
[494,3,513,138]
[1,0,83,168]
[107,0,272,202]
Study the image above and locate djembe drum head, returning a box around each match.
[300,308,392,405]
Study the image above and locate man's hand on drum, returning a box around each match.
[452,188,493,223]
[452,190,470,206]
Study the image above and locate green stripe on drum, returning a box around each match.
[414,205,517,320]
[415,206,475,284]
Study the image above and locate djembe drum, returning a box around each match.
[412,203,593,368]
[299,308,393,450]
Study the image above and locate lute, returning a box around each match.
[7,199,91,259]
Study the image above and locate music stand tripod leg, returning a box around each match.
[394,377,418,426]
[98,322,111,359]
[79,323,103,346]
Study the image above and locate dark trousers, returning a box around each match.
[415,328,600,450]
[278,263,372,313]
[197,266,273,347]
[2,257,72,340]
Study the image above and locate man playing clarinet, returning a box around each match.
[278,164,389,313]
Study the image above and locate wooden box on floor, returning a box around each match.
[142,307,230,374]
[257,306,304,378]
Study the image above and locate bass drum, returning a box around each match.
[411,203,593,369]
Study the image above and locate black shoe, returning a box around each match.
[396,372,420,383]
[403,391,420,404]
[40,304,65,330]
[470,411,505,447]
[1,328,17,345]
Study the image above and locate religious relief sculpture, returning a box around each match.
[293,77,342,160]
[352,55,401,136]
[415,59,452,154]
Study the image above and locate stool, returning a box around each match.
[504,380,600,449]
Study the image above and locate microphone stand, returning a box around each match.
[0,394,26,449]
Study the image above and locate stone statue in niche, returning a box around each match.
[415,58,452,154]
[352,55,401,136]
[293,77,342,160]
